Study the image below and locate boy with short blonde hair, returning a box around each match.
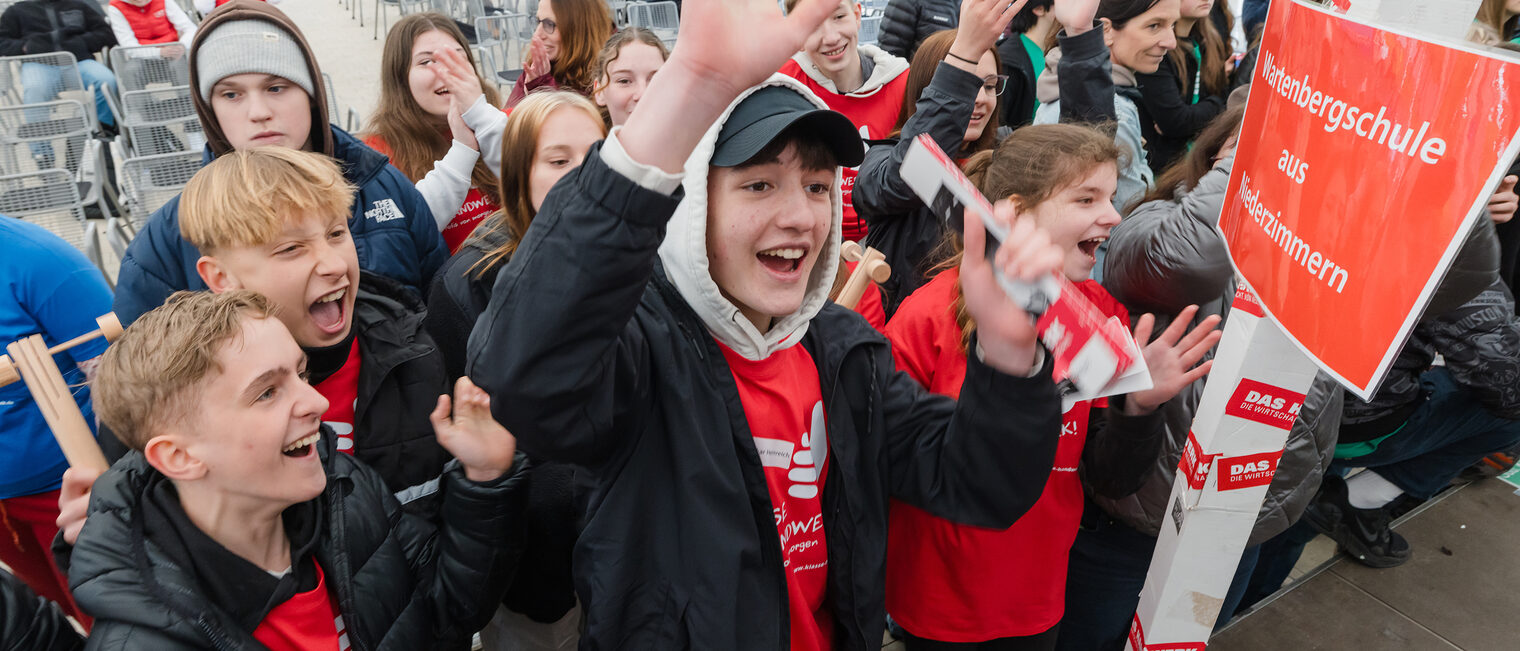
[71,289,524,649]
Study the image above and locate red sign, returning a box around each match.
[1218,0,1520,399]
[1225,379,1306,431]
[1217,450,1285,491]
[1179,430,1216,491]
[1231,284,1264,318]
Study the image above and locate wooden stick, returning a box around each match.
[7,335,109,472]
[835,246,893,310]
[0,313,121,388]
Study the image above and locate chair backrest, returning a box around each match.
[0,169,88,253]
[859,14,881,45]
[626,1,678,43]
[119,87,200,156]
[0,99,92,175]
[109,45,192,93]
[0,52,86,107]
[475,13,534,88]
[119,150,202,220]
[321,73,342,127]
[860,0,888,18]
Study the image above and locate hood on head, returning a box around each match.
[189,0,332,158]
[657,74,847,361]
[790,44,911,96]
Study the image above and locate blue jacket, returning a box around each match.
[112,125,448,325]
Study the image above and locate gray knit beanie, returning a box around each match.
[195,19,315,103]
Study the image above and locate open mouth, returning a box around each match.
[309,288,347,335]
[757,247,807,274]
[434,88,450,96]
[820,44,848,58]
[282,432,320,458]
[1077,237,1106,260]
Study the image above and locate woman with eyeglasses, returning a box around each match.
[852,0,1110,317]
[506,0,614,108]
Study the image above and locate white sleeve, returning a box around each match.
[415,141,482,230]
[462,95,507,178]
[106,7,142,48]
[598,128,684,196]
[165,1,197,44]
[194,0,216,14]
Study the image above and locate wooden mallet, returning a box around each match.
[833,241,892,311]
[1,313,123,473]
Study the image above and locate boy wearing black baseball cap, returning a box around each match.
[467,0,1068,647]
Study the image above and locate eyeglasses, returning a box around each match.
[533,17,558,35]
[980,75,1010,97]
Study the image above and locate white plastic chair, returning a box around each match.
[859,15,881,46]
[475,12,535,91]
[626,1,678,46]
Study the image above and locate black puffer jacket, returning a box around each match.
[880,0,958,60]
[1100,158,1342,546]
[0,571,82,651]
[856,26,1115,316]
[467,142,1062,650]
[0,0,114,63]
[1134,40,1226,174]
[66,432,527,650]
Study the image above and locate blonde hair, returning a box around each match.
[180,147,356,252]
[470,90,606,277]
[94,290,278,451]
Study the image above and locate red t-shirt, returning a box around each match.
[882,269,1128,641]
[717,340,833,651]
[252,562,349,651]
[364,135,500,253]
[778,58,910,243]
[313,338,361,455]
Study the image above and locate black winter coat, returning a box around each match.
[880,0,958,60]
[996,32,1041,131]
[467,144,1063,650]
[424,223,581,624]
[0,0,114,63]
[855,26,1116,316]
[65,433,527,650]
[1134,40,1226,174]
[0,571,81,651]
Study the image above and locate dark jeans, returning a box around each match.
[902,624,1058,651]
[1054,499,1259,650]
[1234,518,1321,615]
[1351,367,1520,500]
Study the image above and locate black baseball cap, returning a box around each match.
[710,86,865,168]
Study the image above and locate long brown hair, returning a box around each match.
[471,91,607,277]
[1164,10,1229,99]
[943,124,1121,351]
[364,13,502,206]
[541,0,615,95]
[1138,103,1243,205]
[891,29,1002,156]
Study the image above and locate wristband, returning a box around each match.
[947,50,980,66]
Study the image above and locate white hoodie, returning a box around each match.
[654,74,845,362]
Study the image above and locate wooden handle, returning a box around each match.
[6,335,109,473]
[840,241,865,263]
[0,312,120,388]
[834,247,893,310]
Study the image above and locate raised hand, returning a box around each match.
[525,38,551,80]
[430,377,517,482]
[959,200,1066,375]
[1489,175,1518,225]
[436,47,485,112]
[447,98,479,151]
[950,0,1029,65]
[1052,0,1101,35]
[56,465,102,546]
[1124,305,1223,415]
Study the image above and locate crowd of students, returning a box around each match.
[4,0,1520,649]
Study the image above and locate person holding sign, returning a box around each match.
[882,123,1220,650]
[465,0,1072,646]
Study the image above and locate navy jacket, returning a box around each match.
[111,125,447,326]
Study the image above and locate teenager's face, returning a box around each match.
[528,107,603,211]
[202,212,360,348]
[595,41,665,127]
[175,315,329,507]
[1021,162,1121,282]
[801,1,862,80]
[210,73,314,151]
[535,0,563,63]
[964,52,999,144]
[1178,0,1213,20]
[1106,0,1180,74]
[706,143,835,332]
[409,29,470,119]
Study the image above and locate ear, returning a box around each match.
[594,85,607,107]
[197,255,242,292]
[1032,6,1048,17]
[1099,17,1115,47]
[143,434,208,482]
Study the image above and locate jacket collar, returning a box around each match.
[788,44,910,97]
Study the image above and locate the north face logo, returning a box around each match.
[366,198,404,223]
[1224,379,1305,431]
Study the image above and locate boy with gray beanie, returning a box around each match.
[111,0,447,327]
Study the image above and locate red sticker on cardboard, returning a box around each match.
[1179,430,1215,491]
[1129,615,1208,651]
[1232,284,1264,318]
[1225,379,1306,431]
[1217,449,1285,491]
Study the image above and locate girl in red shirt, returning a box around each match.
[363,13,506,253]
[884,123,1222,650]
